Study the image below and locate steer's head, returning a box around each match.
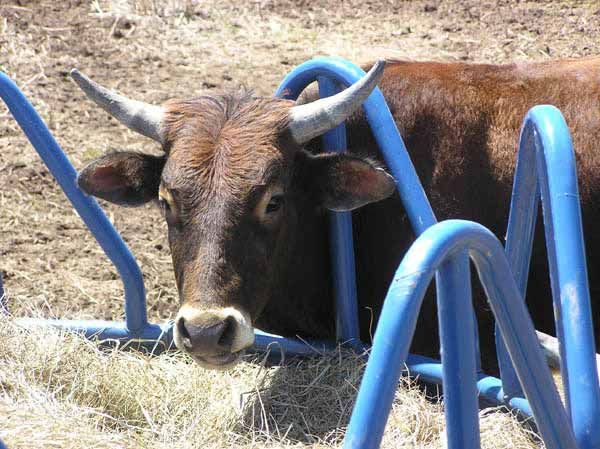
[72,61,395,369]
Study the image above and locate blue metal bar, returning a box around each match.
[317,76,360,345]
[436,251,480,449]
[276,57,437,234]
[496,131,538,398]
[276,57,439,348]
[276,57,482,368]
[12,317,337,360]
[343,220,576,449]
[403,353,533,416]
[15,317,173,352]
[498,106,600,449]
[0,72,147,333]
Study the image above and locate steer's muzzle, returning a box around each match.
[173,305,255,369]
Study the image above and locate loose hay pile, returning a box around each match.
[0,315,543,449]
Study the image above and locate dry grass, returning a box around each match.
[0,315,544,449]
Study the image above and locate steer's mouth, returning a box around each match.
[173,305,255,370]
[188,349,244,370]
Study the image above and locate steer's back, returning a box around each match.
[338,57,600,368]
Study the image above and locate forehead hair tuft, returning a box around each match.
[160,90,294,198]
[163,89,292,144]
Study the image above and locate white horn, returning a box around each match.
[288,60,385,145]
[536,330,600,372]
[70,69,165,143]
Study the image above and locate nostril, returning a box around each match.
[217,316,236,352]
[176,314,237,354]
[177,317,193,349]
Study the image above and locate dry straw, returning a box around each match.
[0,315,543,449]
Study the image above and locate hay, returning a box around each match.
[0,315,543,449]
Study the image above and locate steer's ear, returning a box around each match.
[77,151,165,206]
[301,152,396,211]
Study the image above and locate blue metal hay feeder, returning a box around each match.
[1,58,599,449]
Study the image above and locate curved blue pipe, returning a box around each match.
[0,72,147,333]
[499,105,600,448]
[276,56,483,377]
[276,57,437,234]
[317,75,360,344]
[276,57,439,349]
[344,220,576,449]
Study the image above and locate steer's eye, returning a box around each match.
[158,197,170,212]
[256,186,285,224]
[266,194,284,214]
[158,194,180,228]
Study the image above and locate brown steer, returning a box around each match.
[72,57,600,372]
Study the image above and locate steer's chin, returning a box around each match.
[189,351,244,370]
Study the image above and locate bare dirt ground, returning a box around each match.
[0,1,598,448]
[2,0,600,323]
